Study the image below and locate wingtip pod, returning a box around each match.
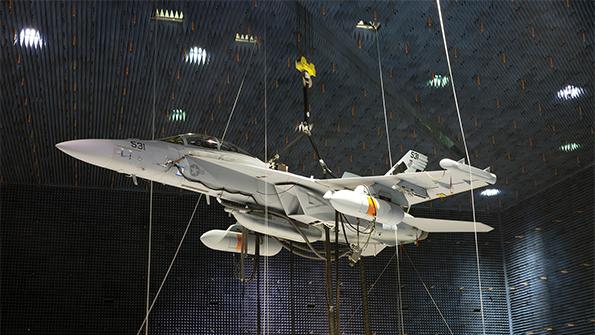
[439,158,497,185]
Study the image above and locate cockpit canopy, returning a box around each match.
[160,133,250,155]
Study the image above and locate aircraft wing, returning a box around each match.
[183,155,496,207]
[317,159,497,206]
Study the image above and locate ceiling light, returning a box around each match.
[169,109,186,122]
[14,28,44,48]
[185,47,209,65]
[556,85,584,101]
[152,9,183,23]
[235,33,257,44]
[559,143,581,152]
[480,189,501,197]
[427,74,449,88]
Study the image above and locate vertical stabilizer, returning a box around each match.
[385,150,428,175]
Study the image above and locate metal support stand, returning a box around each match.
[255,233,261,335]
[334,212,341,333]
[290,242,296,335]
[324,226,336,335]
[359,258,371,335]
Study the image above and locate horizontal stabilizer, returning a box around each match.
[402,213,493,233]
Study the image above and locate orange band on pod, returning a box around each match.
[235,233,243,252]
[366,196,378,216]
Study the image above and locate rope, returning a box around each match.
[263,22,270,335]
[145,25,158,335]
[346,253,395,327]
[394,229,404,335]
[435,1,486,332]
[221,45,256,142]
[402,248,454,335]
[375,28,393,167]
[136,195,203,335]
[146,183,153,335]
[375,25,401,333]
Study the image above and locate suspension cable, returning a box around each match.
[359,258,371,335]
[374,27,393,167]
[374,25,402,333]
[435,1,486,332]
[402,247,454,335]
[347,253,395,327]
[145,24,158,335]
[221,44,256,142]
[263,21,270,335]
[394,229,404,335]
[136,195,203,335]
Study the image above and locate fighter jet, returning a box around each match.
[56,133,497,262]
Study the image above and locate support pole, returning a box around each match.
[290,242,296,335]
[334,213,341,333]
[255,234,261,335]
[324,226,335,335]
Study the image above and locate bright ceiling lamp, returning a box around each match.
[14,28,44,48]
[556,85,584,101]
[480,188,501,197]
[169,109,186,122]
[185,46,208,65]
[427,74,449,88]
[559,143,581,152]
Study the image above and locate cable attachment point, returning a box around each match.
[355,20,381,31]
[319,159,334,176]
[348,245,362,266]
[302,72,313,88]
[267,153,280,168]
[297,121,313,135]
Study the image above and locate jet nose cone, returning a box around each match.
[55,141,74,153]
[56,139,115,168]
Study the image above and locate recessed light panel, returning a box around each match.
[14,28,44,48]
[427,74,449,88]
[480,188,501,197]
[169,109,186,122]
[185,47,209,66]
[559,143,581,152]
[556,85,584,101]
